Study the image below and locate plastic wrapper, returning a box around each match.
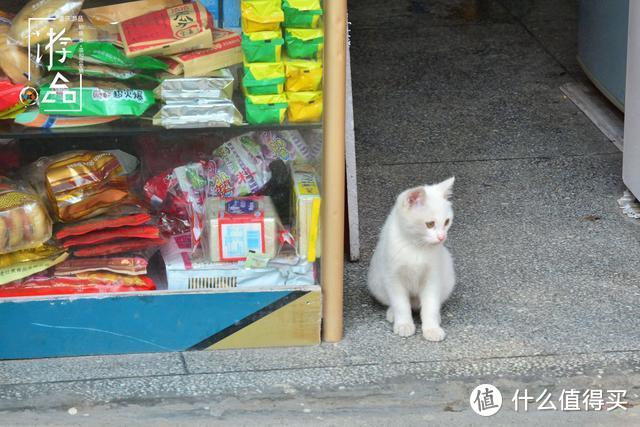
[54,255,149,276]
[242,31,284,62]
[39,80,155,117]
[60,42,169,71]
[245,93,288,124]
[205,196,279,262]
[29,150,138,223]
[284,28,324,60]
[0,177,53,255]
[286,91,323,122]
[0,78,23,115]
[283,0,323,28]
[14,111,120,128]
[73,237,166,257]
[152,101,243,129]
[169,29,243,77]
[62,225,161,248]
[9,0,84,47]
[50,61,160,83]
[243,61,285,95]
[241,0,284,33]
[291,163,321,262]
[284,57,322,92]
[118,2,214,58]
[154,72,235,101]
[0,243,68,285]
[55,205,152,240]
[0,13,42,85]
[0,273,156,298]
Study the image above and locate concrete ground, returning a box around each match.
[2,0,640,425]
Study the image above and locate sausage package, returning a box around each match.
[29,150,138,223]
[0,177,53,254]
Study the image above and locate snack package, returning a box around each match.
[256,130,320,162]
[243,61,285,95]
[50,61,160,83]
[39,80,155,117]
[205,196,279,262]
[245,93,288,124]
[60,42,169,71]
[291,163,321,262]
[0,13,42,84]
[55,205,152,240]
[283,0,323,28]
[154,71,235,101]
[30,150,138,223]
[241,0,284,33]
[73,238,167,257]
[14,111,120,128]
[0,177,53,255]
[152,101,243,129]
[161,58,184,75]
[284,28,324,60]
[284,57,322,92]
[119,2,214,58]
[169,29,242,77]
[9,0,83,46]
[61,225,161,248]
[286,91,323,122]
[242,31,284,62]
[0,79,23,114]
[83,0,183,32]
[0,273,156,298]
[54,255,149,276]
[0,244,68,285]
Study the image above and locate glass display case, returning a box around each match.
[0,0,346,359]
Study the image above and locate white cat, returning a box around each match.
[367,177,456,341]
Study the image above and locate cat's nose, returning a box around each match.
[437,233,446,241]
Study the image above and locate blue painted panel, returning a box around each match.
[222,0,241,30]
[578,0,629,109]
[0,291,291,359]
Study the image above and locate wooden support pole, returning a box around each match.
[321,0,347,342]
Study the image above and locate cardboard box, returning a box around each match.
[292,163,321,262]
[170,29,242,77]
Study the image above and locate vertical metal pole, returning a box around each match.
[321,0,347,342]
[624,1,640,195]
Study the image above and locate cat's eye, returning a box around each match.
[445,218,450,226]
[426,221,435,229]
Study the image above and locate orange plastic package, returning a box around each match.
[28,150,138,223]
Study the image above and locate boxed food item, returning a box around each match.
[283,0,323,28]
[118,2,214,58]
[83,0,183,32]
[154,70,235,101]
[286,91,323,123]
[291,163,321,262]
[161,233,315,290]
[241,30,284,62]
[284,57,322,92]
[9,0,83,46]
[152,101,243,128]
[243,61,285,95]
[241,0,284,33]
[284,28,324,60]
[245,93,288,124]
[205,196,279,262]
[169,29,243,77]
[0,177,53,255]
[60,42,169,71]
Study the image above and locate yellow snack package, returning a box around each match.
[0,244,68,286]
[241,0,284,33]
[9,0,84,47]
[284,57,323,92]
[0,13,42,84]
[286,91,322,123]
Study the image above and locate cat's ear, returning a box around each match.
[403,187,426,208]
[436,177,455,199]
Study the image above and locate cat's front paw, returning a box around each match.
[423,326,446,342]
[393,322,416,337]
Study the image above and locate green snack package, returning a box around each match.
[61,42,169,71]
[245,94,288,124]
[285,28,324,60]
[243,61,285,95]
[50,61,160,83]
[242,31,284,63]
[39,81,155,117]
[283,0,323,28]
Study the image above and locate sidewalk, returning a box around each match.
[2,0,640,423]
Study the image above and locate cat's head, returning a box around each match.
[396,177,455,245]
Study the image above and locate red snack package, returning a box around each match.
[62,225,161,248]
[54,256,149,276]
[56,205,152,240]
[74,238,167,257]
[0,274,156,298]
